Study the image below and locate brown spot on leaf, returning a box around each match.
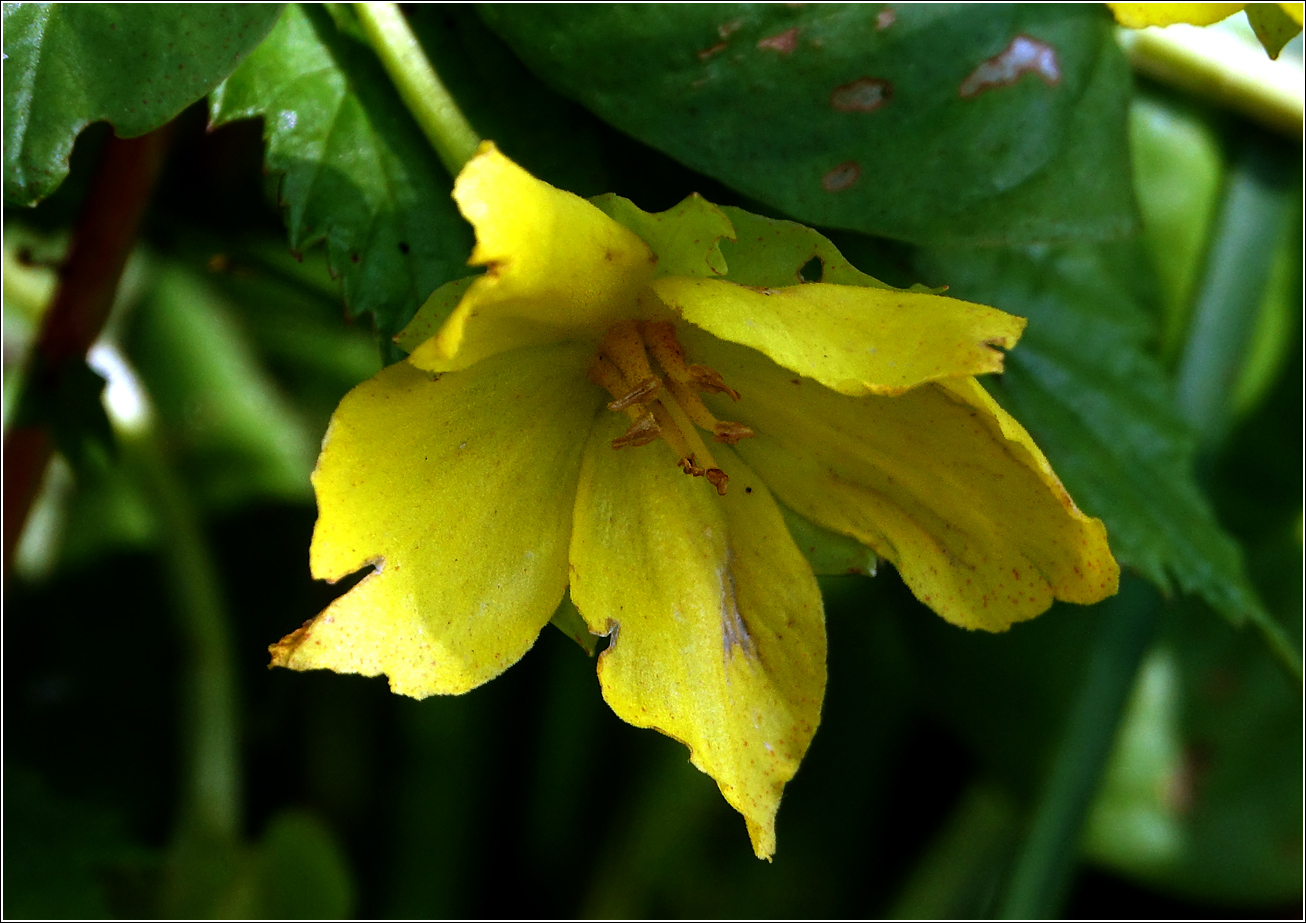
[757,27,800,53]
[876,8,896,30]
[821,161,861,192]
[697,41,727,60]
[959,35,1061,98]
[718,18,744,39]
[830,78,892,113]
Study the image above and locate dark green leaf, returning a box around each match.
[4,769,148,919]
[249,811,355,919]
[480,4,1137,246]
[209,4,473,340]
[3,3,283,205]
[912,242,1273,644]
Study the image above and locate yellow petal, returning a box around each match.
[1108,3,1245,27]
[569,415,825,859]
[411,142,657,372]
[270,343,604,696]
[1281,3,1304,26]
[650,276,1026,396]
[688,331,1118,632]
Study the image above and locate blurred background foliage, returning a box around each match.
[3,3,1301,918]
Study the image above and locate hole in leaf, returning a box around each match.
[799,256,824,283]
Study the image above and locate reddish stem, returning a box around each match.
[2,127,171,576]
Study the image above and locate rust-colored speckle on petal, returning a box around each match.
[959,35,1061,98]
[876,8,896,30]
[821,161,861,192]
[830,78,892,113]
[757,27,800,53]
[269,619,315,666]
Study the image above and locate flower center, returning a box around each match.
[588,320,753,495]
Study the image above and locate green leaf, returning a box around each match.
[550,594,598,656]
[124,264,316,510]
[248,811,355,919]
[3,3,283,206]
[1085,600,1302,903]
[480,4,1137,246]
[1128,92,1225,361]
[208,4,473,340]
[4,769,149,919]
[779,501,878,577]
[913,242,1273,643]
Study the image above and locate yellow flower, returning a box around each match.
[1109,3,1304,57]
[269,142,1119,859]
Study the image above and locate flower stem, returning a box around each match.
[353,2,481,177]
[996,576,1161,918]
[1117,24,1304,136]
[130,425,241,842]
[2,128,169,576]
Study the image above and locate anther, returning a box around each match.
[712,421,754,444]
[607,377,660,412]
[612,411,661,449]
[665,378,754,446]
[689,365,740,401]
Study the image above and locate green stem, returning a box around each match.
[129,426,241,842]
[1117,25,1303,137]
[997,576,1161,918]
[354,2,481,177]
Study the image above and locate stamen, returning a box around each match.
[607,377,660,412]
[593,320,744,496]
[601,321,661,409]
[712,421,754,445]
[665,378,754,445]
[612,410,661,448]
[647,400,696,461]
[688,365,740,401]
[661,392,730,495]
[641,322,740,402]
[588,354,629,396]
